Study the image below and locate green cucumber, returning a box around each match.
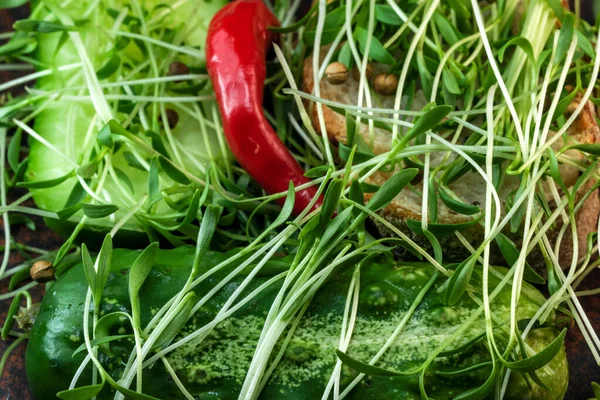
[26,247,568,399]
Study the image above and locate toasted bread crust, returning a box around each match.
[303,54,600,268]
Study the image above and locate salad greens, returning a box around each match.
[0,0,599,398]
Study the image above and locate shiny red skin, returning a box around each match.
[206,0,322,215]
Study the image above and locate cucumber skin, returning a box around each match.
[25,247,568,399]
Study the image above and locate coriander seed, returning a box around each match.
[168,61,189,78]
[30,260,55,283]
[373,73,399,96]
[325,62,349,85]
[164,108,179,129]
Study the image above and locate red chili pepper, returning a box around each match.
[206,0,322,215]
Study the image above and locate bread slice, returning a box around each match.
[303,55,600,268]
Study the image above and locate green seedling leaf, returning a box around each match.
[428,177,438,223]
[9,214,35,231]
[168,81,208,95]
[375,4,403,25]
[592,382,600,398]
[555,13,574,64]
[568,143,600,155]
[366,168,418,212]
[146,131,169,158]
[509,183,527,233]
[547,148,567,192]
[360,182,380,193]
[349,180,365,243]
[9,266,32,291]
[315,207,354,253]
[57,383,104,400]
[349,179,364,208]
[336,349,408,376]
[577,31,595,59]
[544,0,564,19]
[7,129,21,172]
[105,376,159,400]
[438,331,486,357]
[419,368,429,400]
[338,41,352,68]
[123,151,146,171]
[77,160,99,179]
[271,183,295,229]
[1,292,27,340]
[527,368,550,390]
[97,123,114,149]
[439,187,480,215]
[190,205,222,278]
[113,167,135,194]
[551,89,578,122]
[435,361,492,377]
[96,53,120,80]
[338,143,374,163]
[14,20,80,33]
[298,215,320,240]
[399,105,453,146]
[154,292,195,349]
[167,190,201,231]
[0,0,29,8]
[453,359,497,400]
[106,8,141,25]
[346,111,358,147]
[423,229,442,264]
[94,235,113,308]
[446,0,471,18]
[17,170,74,189]
[95,312,132,356]
[149,157,160,205]
[64,180,89,208]
[442,68,461,94]
[81,203,118,218]
[129,242,158,327]
[495,233,545,284]
[319,179,343,228]
[304,165,332,178]
[8,159,28,188]
[58,204,82,220]
[354,26,395,65]
[72,334,133,356]
[269,1,319,32]
[81,244,96,299]
[0,36,36,57]
[502,328,566,372]
[445,255,477,305]
[433,12,460,45]
[158,157,190,184]
[498,37,535,64]
[406,217,480,238]
[54,220,85,266]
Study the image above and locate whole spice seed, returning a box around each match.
[30,260,55,283]
[168,61,189,78]
[164,108,179,129]
[325,62,349,85]
[373,73,399,96]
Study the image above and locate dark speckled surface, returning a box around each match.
[1,2,600,399]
